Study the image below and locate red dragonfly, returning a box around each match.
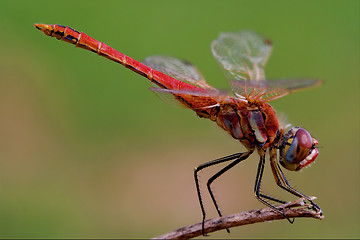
[35,24,322,235]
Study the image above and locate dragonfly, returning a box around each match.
[35,24,322,235]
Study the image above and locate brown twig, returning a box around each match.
[153,197,323,240]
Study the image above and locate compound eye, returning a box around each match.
[296,128,313,149]
[285,129,312,164]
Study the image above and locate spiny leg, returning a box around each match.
[259,193,287,204]
[272,160,322,214]
[206,151,253,233]
[253,152,287,204]
[194,150,253,236]
[254,152,294,223]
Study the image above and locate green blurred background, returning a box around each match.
[0,0,358,238]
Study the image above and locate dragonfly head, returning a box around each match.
[279,127,318,171]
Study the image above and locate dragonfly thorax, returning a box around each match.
[216,101,279,149]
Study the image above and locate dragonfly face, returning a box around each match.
[279,127,319,171]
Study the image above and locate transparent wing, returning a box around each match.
[230,78,323,102]
[143,55,214,90]
[211,30,272,82]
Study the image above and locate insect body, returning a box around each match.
[35,24,322,235]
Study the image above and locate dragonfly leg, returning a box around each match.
[194,150,253,236]
[271,160,322,215]
[206,151,253,232]
[254,152,294,223]
[258,193,287,204]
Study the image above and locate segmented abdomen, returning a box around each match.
[35,24,219,118]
